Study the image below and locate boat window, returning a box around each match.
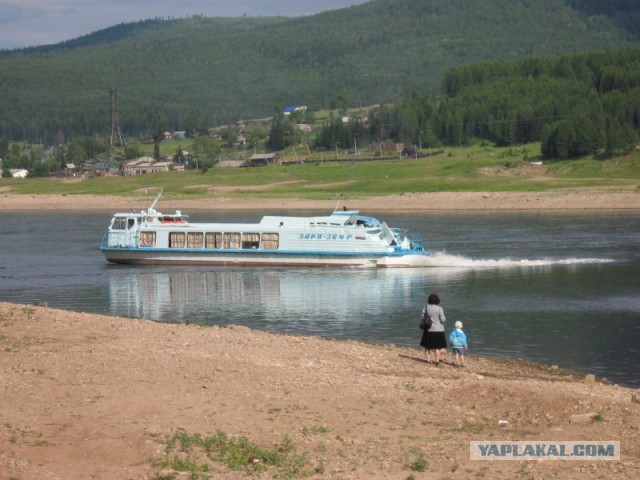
[261,233,279,250]
[355,216,381,227]
[169,232,185,248]
[112,218,127,230]
[127,218,136,230]
[205,232,222,249]
[139,231,156,247]
[187,232,204,249]
[223,232,241,249]
[242,233,260,249]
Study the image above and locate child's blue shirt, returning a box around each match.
[449,328,467,348]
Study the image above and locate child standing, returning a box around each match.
[448,321,468,367]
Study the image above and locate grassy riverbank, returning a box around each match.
[2,144,639,201]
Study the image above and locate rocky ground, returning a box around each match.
[1,302,638,479]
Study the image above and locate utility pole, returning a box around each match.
[108,89,126,172]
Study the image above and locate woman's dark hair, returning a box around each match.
[427,293,440,305]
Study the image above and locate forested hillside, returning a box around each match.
[569,0,640,39]
[0,0,637,143]
[315,48,639,159]
[0,17,287,56]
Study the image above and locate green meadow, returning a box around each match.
[2,143,639,201]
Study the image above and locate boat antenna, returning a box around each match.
[148,189,163,213]
[333,194,343,213]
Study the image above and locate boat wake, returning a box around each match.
[405,252,615,269]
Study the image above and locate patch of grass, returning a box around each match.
[302,425,330,435]
[156,430,309,478]
[406,449,428,472]
[455,422,486,434]
[0,313,11,326]
[592,412,605,422]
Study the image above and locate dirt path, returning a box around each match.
[1,189,640,211]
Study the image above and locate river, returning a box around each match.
[0,209,638,387]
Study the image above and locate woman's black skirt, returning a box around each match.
[420,330,447,350]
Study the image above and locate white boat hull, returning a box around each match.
[102,248,424,268]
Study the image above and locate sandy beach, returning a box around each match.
[1,188,640,211]
[1,302,639,479]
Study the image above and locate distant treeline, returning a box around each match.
[568,0,640,39]
[315,48,640,159]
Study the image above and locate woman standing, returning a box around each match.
[420,293,447,365]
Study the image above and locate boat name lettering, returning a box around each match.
[298,233,354,241]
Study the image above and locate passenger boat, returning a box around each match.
[100,192,428,267]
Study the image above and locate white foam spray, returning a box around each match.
[405,251,615,269]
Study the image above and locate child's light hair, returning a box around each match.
[455,321,463,329]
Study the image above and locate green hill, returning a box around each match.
[0,0,637,143]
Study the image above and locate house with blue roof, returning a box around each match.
[283,105,308,116]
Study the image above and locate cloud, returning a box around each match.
[0,2,29,25]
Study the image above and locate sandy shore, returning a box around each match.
[1,302,638,479]
[1,189,640,211]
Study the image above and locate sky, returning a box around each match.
[0,0,368,50]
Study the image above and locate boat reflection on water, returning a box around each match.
[107,267,450,339]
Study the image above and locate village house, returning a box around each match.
[248,153,281,166]
[124,157,152,175]
[9,168,29,178]
[283,105,308,116]
[163,131,187,140]
[64,163,77,177]
[93,163,120,176]
[215,158,247,168]
[124,157,182,175]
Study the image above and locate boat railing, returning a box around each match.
[100,232,112,249]
[390,227,424,250]
[100,230,140,249]
[406,233,424,250]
